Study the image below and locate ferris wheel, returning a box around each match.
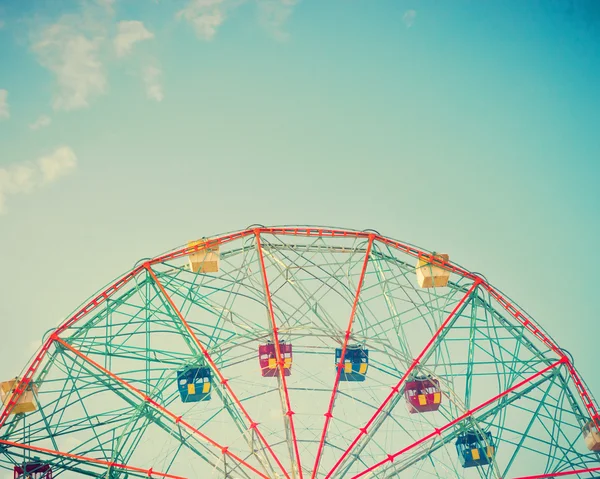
[1,226,599,479]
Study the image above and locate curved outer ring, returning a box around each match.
[1,226,598,479]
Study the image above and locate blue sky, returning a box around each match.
[0,0,599,399]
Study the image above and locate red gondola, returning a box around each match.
[405,376,442,413]
[259,341,292,377]
[14,462,52,479]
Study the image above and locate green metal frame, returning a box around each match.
[0,227,597,479]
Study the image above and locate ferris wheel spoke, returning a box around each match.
[53,337,271,479]
[324,278,481,479]
[145,264,292,479]
[255,230,305,479]
[369,371,560,479]
[4,227,599,479]
[481,283,600,427]
[310,234,375,479]
[259,235,362,337]
[0,437,189,479]
[350,358,565,479]
[260,244,340,343]
[511,466,600,479]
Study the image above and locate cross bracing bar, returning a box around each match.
[2,226,598,479]
[350,358,566,479]
[145,264,290,479]
[55,336,269,479]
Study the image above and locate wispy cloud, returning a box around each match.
[31,2,112,111]
[0,19,5,30]
[32,20,106,111]
[178,0,299,41]
[114,20,154,57]
[403,9,417,28]
[38,146,77,183]
[177,0,227,41]
[0,146,77,213]
[29,115,52,130]
[257,0,298,41]
[143,65,164,102]
[97,0,115,15]
[0,89,9,119]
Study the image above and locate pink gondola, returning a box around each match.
[405,376,442,413]
[259,342,292,377]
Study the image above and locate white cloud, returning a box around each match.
[0,147,77,213]
[29,115,52,130]
[38,146,77,183]
[403,9,417,28]
[114,20,154,57]
[177,0,227,41]
[179,0,299,41]
[32,14,107,111]
[97,0,115,15]
[257,0,298,41]
[143,65,164,102]
[0,163,37,213]
[0,89,9,120]
[0,19,5,30]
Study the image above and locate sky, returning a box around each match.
[0,0,599,430]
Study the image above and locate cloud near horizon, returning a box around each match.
[0,147,78,214]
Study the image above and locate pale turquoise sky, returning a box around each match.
[0,0,599,400]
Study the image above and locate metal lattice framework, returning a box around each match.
[1,226,599,479]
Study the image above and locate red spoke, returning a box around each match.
[350,358,566,479]
[311,234,375,479]
[0,438,187,479]
[483,283,600,428]
[511,467,600,479]
[55,337,269,479]
[255,230,304,479]
[324,278,481,479]
[146,265,290,479]
[3,226,597,479]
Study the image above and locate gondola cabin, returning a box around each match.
[405,376,442,413]
[188,240,220,273]
[583,419,600,451]
[14,462,52,479]
[259,342,292,377]
[1,378,38,415]
[335,345,368,382]
[455,430,495,468]
[177,367,211,402]
[416,253,450,288]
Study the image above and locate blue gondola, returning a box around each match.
[455,430,495,468]
[177,367,211,402]
[335,345,368,382]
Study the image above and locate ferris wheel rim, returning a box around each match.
[1,225,599,479]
